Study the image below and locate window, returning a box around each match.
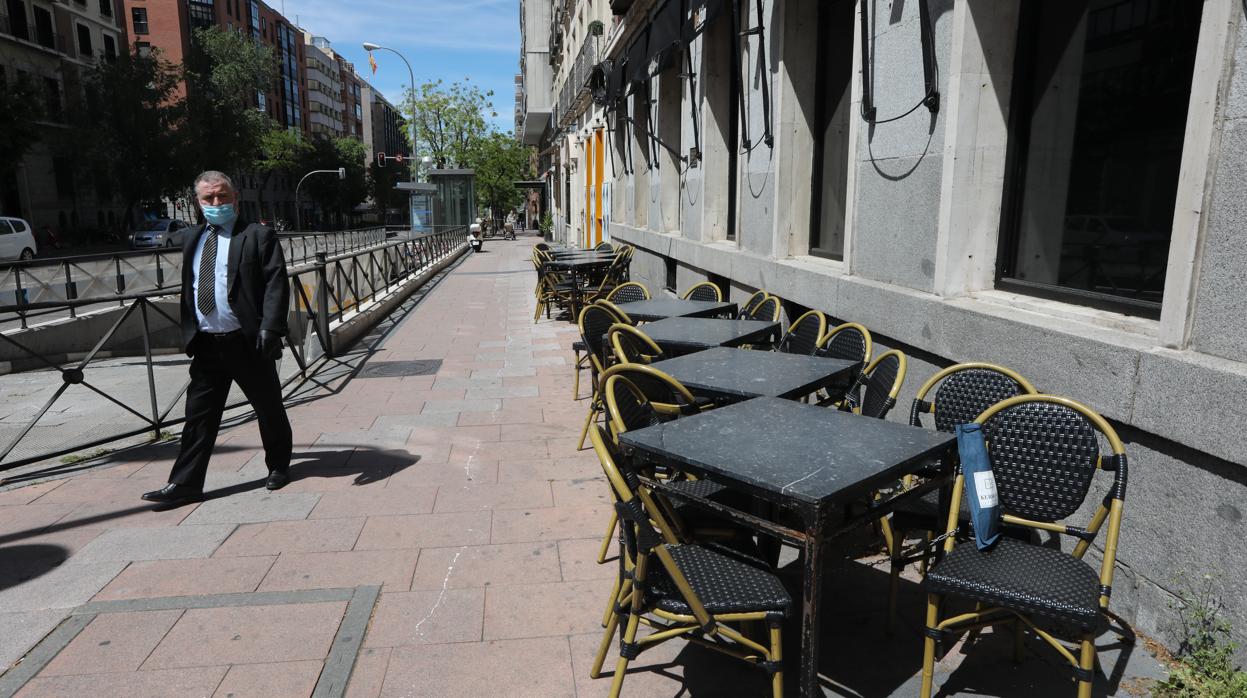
[103,34,116,62]
[998,0,1202,316]
[6,0,30,41]
[98,0,112,16]
[135,41,151,58]
[33,6,54,49]
[664,257,676,291]
[43,77,61,120]
[131,7,148,35]
[189,0,214,29]
[809,0,854,260]
[76,24,92,58]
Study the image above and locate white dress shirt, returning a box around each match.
[191,220,242,333]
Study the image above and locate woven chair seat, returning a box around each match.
[649,544,791,616]
[573,340,586,352]
[924,537,1106,634]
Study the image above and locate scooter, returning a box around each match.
[468,224,483,253]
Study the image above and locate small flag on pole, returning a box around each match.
[368,52,377,74]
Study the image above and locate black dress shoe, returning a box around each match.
[266,469,290,491]
[141,483,203,505]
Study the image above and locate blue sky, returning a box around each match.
[281,0,521,134]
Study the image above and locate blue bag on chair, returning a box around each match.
[955,423,1000,550]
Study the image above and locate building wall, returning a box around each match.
[550,0,1247,653]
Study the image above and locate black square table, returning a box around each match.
[630,317,779,355]
[618,397,956,697]
[611,298,736,322]
[648,346,857,400]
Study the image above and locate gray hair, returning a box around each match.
[193,170,234,194]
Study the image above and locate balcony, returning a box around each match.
[555,31,598,129]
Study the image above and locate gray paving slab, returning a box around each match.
[463,385,540,400]
[0,609,69,669]
[0,560,128,611]
[314,427,413,451]
[371,413,459,430]
[70,524,236,563]
[181,491,321,525]
[419,399,503,413]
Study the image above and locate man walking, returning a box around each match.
[142,171,293,505]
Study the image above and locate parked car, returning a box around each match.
[129,219,192,249]
[0,217,39,261]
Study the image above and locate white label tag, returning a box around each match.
[972,470,998,508]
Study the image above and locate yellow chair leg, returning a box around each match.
[597,511,618,564]
[577,399,596,451]
[572,356,581,399]
[600,573,621,628]
[591,586,623,678]
[769,623,784,698]
[609,609,642,698]
[920,593,940,698]
[1077,636,1095,698]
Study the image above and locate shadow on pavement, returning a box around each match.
[0,544,70,592]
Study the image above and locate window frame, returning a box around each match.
[131,7,149,35]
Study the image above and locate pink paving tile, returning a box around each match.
[211,659,323,697]
[551,478,612,507]
[40,610,184,676]
[498,423,579,442]
[489,505,614,544]
[353,511,491,551]
[483,579,608,640]
[383,459,498,488]
[410,541,561,590]
[0,503,95,538]
[568,629,692,698]
[496,458,600,484]
[143,602,346,669]
[432,482,552,513]
[406,424,501,446]
[93,556,276,601]
[557,538,619,582]
[448,440,549,463]
[15,666,228,698]
[309,487,438,519]
[213,518,366,557]
[0,480,66,506]
[345,647,390,698]
[454,409,544,427]
[378,638,575,698]
[258,549,418,591]
[363,588,485,646]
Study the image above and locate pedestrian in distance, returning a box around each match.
[142,171,293,506]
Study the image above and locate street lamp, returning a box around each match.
[362,42,418,192]
[294,167,346,231]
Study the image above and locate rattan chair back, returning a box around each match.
[910,362,1038,433]
[593,299,633,325]
[608,323,665,366]
[681,281,722,302]
[748,296,781,322]
[603,375,664,440]
[737,290,768,319]
[856,350,907,419]
[777,310,826,356]
[578,304,618,375]
[817,322,872,367]
[534,242,551,252]
[595,241,615,252]
[606,281,650,304]
[598,363,700,418]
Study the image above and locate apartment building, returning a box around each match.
[521,0,1247,656]
[0,0,128,234]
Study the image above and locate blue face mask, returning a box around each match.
[201,203,237,227]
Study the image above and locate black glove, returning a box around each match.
[257,330,283,360]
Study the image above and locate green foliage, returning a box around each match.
[183,26,279,177]
[368,160,404,220]
[470,132,531,222]
[76,49,191,221]
[299,136,368,227]
[1155,575,1247,698]
[539,211,554,237]
[406,79,496,168]
[0,74,45,175]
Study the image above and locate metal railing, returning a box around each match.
[0,226,467,471]
[556,33,599,128]
[0,228,395,330]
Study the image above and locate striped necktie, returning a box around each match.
[197,225,218,317]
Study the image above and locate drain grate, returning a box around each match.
[357,359,443,378]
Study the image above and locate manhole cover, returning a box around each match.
[357,360,443,378]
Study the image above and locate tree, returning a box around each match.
[406,79,496,168]
[183,26,279,178]
[299,136,368,229]
[254,127,311,222]
[76,49,190,228]
[470,132,531,224]
[368,160,403,224]
[0,75,45,178]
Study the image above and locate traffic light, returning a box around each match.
[376,152,386,167]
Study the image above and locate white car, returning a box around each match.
[130,219,192,249]
[0,217,39,262]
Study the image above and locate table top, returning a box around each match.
[612,298,737,322]
[648,347,857,400]
[619,397,955,510]
[543,257,616,271]
[637,317,779,353]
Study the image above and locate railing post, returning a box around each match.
[315,251,333,357]
[14,267,28,330]
[64,260,77,318]
[115,255,125,307]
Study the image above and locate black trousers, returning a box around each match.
[168,331,292,490]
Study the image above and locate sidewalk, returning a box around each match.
[0,235,1165,697]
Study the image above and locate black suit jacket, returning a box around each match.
[180,220,290,355]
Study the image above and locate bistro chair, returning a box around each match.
[598,363,708,420]
[776,310,827,356]
[534,242,552,254]
[843,349,907,419]
[609,324,665,366]
[748,296,781,323]
[588,426,790,698]
[814,322,873,406]
[573,300,634,399]
[594,298,634,325]
[919,395,1129,698]
[606,281,650,304]
[534,271,575,323]
[882,362,1038,630]
[681,281,722,302]
[736,290,769,319]
[577,304,622,450]
[595,241,615,252]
